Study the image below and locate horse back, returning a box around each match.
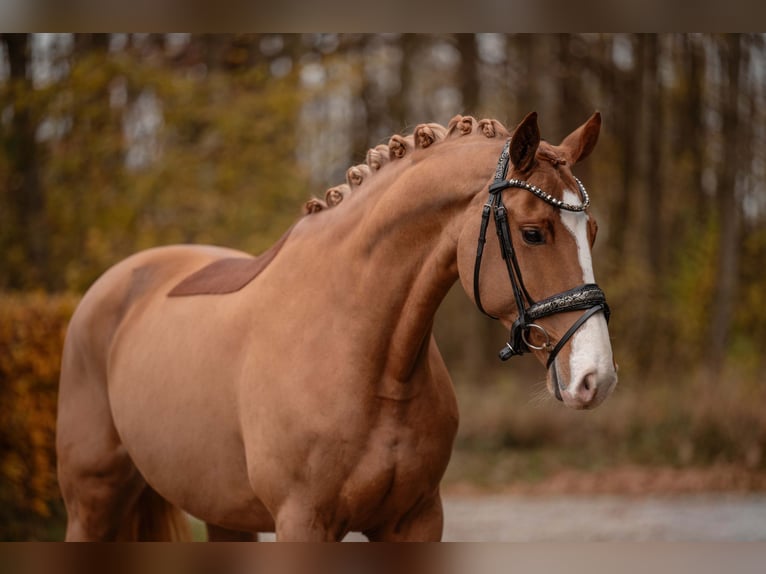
[63,245,248,381]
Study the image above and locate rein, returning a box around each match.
[473,139,610,400]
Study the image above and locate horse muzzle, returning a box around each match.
[550,356,617,409]
[497,283,615,407]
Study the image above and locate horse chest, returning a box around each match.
[336,402,456,529]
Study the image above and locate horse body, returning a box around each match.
[57,113,617,541]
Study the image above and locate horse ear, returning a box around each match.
[510,112,540,171]
[560,111,601,164]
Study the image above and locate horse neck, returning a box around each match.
[313,138,501,383]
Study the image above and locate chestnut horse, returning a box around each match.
[56,112,617,541]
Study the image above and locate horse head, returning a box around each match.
[457,112,617,409]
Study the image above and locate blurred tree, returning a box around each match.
[709,34,745,375]
[507,35,540,122]
[0,34,47,289]
[391,34,418,131]
[609,35,645,263]
[455,34,479,114]
[0,34,308,292]
[555,34,588,140]
[634,34,665,368]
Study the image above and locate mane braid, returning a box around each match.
[303,116,508,215]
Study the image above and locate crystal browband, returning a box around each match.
[489,176,590,212]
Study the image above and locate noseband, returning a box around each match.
[473,139,611,400]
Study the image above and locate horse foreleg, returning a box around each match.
[273,499,347,542]
[365,493,444,542]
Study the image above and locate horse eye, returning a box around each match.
[522,228,546,245]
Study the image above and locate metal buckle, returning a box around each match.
[521,323,552,352]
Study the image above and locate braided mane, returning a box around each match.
[303,115,510,214]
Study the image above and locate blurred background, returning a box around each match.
[1,33,765,540]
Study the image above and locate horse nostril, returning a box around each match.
[575,372,597,404]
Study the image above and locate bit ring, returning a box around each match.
[522,323,551,351]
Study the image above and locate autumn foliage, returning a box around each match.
[0,294,77,540]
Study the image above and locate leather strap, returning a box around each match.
[546,303,607,369]
[473,203,495,318]
[527,284,610,322]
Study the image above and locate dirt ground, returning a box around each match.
[444,464,766,496]
[438,465,766,541]
[254,466,766,541]
[439,493,766,541]
[257,490,766,542]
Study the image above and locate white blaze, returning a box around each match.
[559,190,615,401]
[559,190,596,284]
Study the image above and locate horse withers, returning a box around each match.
[56,112,617,541]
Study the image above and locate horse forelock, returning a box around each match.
[525,140,583,206]
[303,116,510,216]
[537,144,568,167]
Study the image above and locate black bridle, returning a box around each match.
[473,139,611,400]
